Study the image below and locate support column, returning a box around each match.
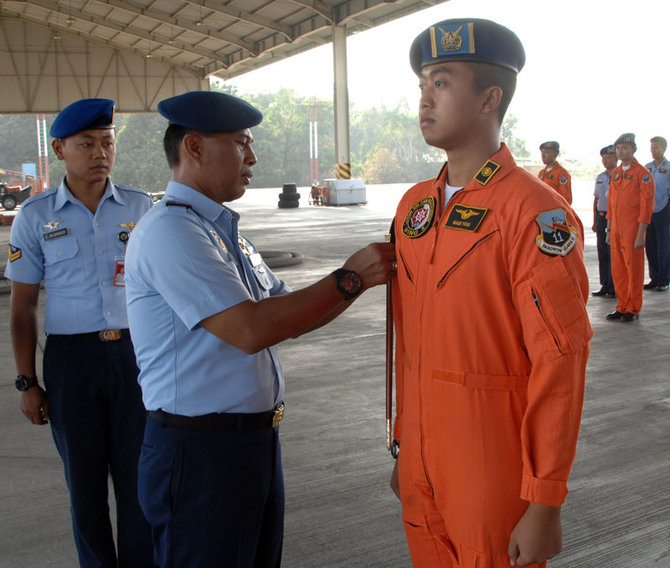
[332,24,351,180]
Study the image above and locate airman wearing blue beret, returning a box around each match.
[592,145,618,298]
[5,98,154,566]
[124,90,396,566]
[538,140,573,203]
[607,132,655,320]
[390,17,590,568]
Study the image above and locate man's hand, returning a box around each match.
[390,459,401,500]
[343,242,396,290]
[508,502,562,566]
[19,385,49,425]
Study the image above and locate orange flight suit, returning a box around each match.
[606,159,655,315]
[538,162,572,204]
[392,144,592,568]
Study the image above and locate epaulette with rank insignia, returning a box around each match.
[165,201,192,209]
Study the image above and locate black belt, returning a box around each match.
[48,329,130,342]
[149,403,285,431]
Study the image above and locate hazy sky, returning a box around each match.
[226,0,668,164]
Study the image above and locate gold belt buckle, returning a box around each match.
[272,403,285,427]
[99,329,121,342]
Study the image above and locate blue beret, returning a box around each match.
[615,132,636,146]
[50,98,115,139]
[540,141,560,151]
[157,91,263,132]
[600,145,616,156]
[410,18,525,75]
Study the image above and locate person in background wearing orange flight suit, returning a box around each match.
[606,132,655,322]
[591,145,617,298]
[389,18,592,568]
[538,141,572,204]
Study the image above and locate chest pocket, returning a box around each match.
[250,256,273,292]
[42,235,83,284]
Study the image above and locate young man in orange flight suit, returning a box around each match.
[538,141,572,204]
[389,18,592,568]
[605,132,655,321]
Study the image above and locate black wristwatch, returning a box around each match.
[15,375,38,391]
[331,268,363,301]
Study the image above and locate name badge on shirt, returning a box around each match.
[43,228,69,241]
[113,258,126,287]
[444,204,488,232]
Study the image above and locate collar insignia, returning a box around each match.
[209,229,228,253]
[474,160,501,186]
[535,209,578,257]
[402,196,435,238]
[444,204,488,232]
[42,220,63,230]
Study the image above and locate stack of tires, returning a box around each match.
[278,183,300,209]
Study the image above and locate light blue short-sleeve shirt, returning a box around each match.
[646,158,670,212]
[125,182,291,415]
[5,179,152,333]
[594,170,611,212]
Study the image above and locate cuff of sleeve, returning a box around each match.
[520,473,569,507]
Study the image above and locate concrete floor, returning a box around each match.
[0,183,668,567]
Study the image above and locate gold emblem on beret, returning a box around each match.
[440,25,463,52]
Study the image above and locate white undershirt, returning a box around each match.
[622,164,631,172]
[444,183,464,210]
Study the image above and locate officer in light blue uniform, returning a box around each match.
[592,144,617,297]
[125,90,396,567]
[5,98,154,567]
[644,135,670,291]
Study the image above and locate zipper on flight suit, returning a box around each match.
[435,231,498,289]
[531,288,562,352]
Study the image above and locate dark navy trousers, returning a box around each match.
[645,203,670,286]
[44,334,154,567]
[139,416,284,568]
[595,212,615,294]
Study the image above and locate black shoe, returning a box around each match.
[622,312,639,322]
[644,281,657,290]
[656,285,669,291]
[591,288,607,296]
[606,311,625,320]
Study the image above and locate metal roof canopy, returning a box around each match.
[0,0,448,113]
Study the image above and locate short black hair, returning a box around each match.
[650,136,667,152]
[163,124,214,168]
[468,62,517,125]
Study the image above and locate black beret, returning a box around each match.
[615,133,636,146]
[410,18,525,75]
[157,91,263,132]
[50,98,115,139]
[540,141,560,151]
[600,145,616,156]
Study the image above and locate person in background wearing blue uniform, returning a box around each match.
[591,144,617,297]
[644,136,670,291]
[124,90,396,568]
[5,98,154,567]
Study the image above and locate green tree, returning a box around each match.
[501,114,529,159]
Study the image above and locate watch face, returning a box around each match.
[15,376,37,391]
[342,272,360,294]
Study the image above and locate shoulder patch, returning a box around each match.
[473,160,501,186]
[402,196,435,238]
[642,174,651,184]
[444,204,488,232]
[559,176,568,184]
[8,244,22,262]
[535,209,578,257]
